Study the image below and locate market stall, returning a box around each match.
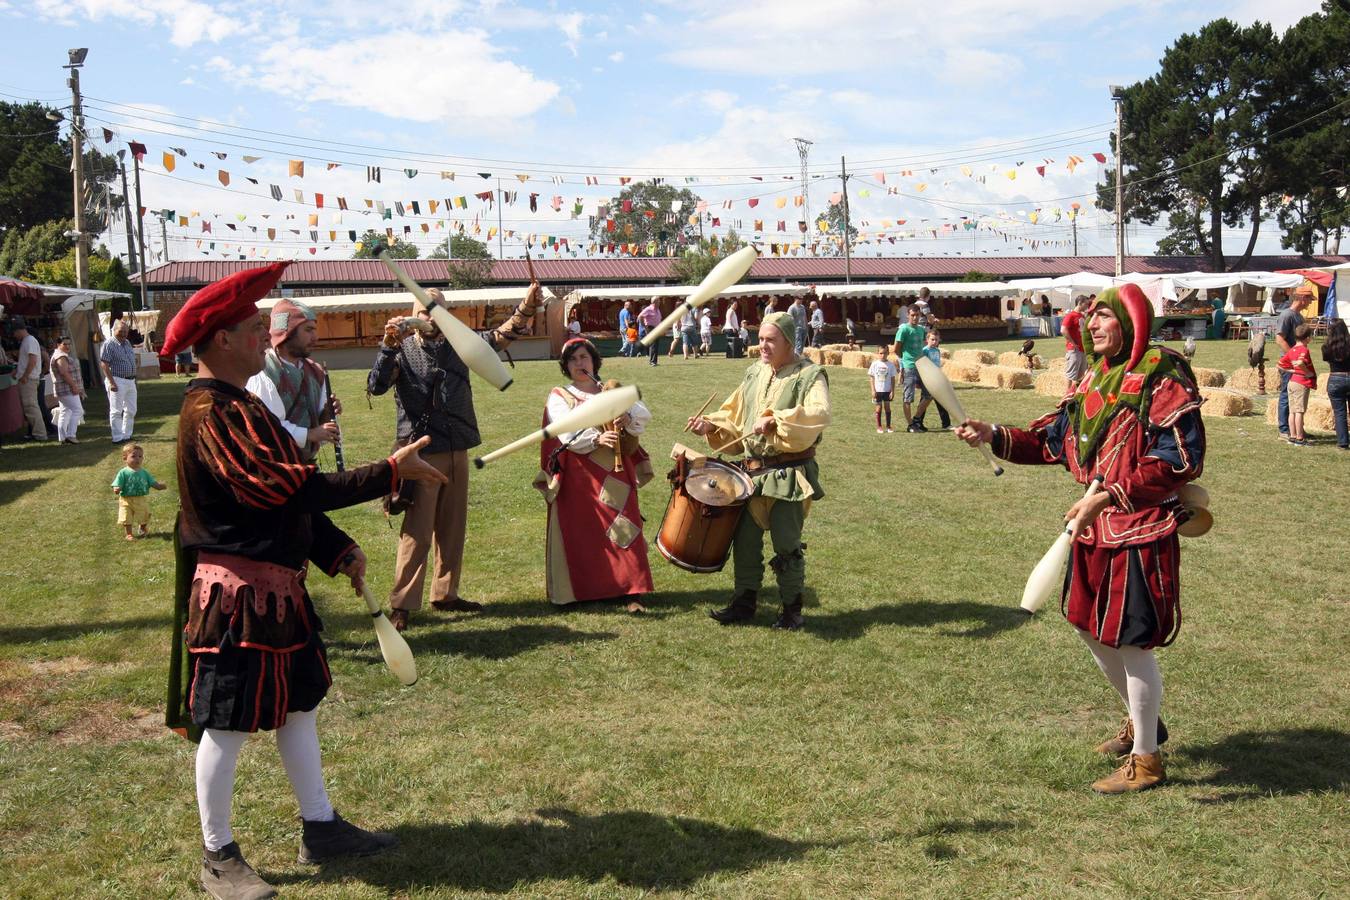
[816,281,1014,342]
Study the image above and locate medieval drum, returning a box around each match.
[657,455,754,573]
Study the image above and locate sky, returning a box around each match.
[1,0,1328,265]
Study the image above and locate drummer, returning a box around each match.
[688,312,831,630]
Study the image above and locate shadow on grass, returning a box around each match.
[279,807,822,892]
[916,818,1020,861]
[0,616,166,644]
[0,476,49,509]
[322,610,619,662]
[1177,728,1349,802]
[807,600,1030,641]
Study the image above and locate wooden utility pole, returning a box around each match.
[1111,86,1125,276]
[65,52,89,289]
[132,152,150,309]
[160,217,170,263]
[117,157,140,280]
[840,156,853,284]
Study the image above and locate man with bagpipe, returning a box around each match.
[161,262,448,899]
[244,298,343,466]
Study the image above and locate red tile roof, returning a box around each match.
[136,254,1350,288]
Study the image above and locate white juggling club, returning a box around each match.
[379,251,514,391]
[360,585,418,686]
[639,246,758,347]
[474,384,640,468]
[915,354,1003,476]
[1020,476,1104,614]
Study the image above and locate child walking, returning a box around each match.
[867,343,898,433]
[918,330,952,430]
[1278,323,1317,445]
[112,443,167,539]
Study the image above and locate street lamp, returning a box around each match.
[1110,85,1125,276]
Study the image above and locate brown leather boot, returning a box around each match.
[387,609,409,632]
[1091,751,1166,794]
[1095,716,1169,755]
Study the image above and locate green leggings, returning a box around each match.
[732,500,806,599]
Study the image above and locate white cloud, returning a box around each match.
[31,0,244,46]
[608,51,625,63]
[240,30,559,127]
[557,11,585,56]
[1229,0,1322,32]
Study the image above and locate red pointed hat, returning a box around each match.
[160,262,291,358]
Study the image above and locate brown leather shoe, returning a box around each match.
[388,609,409,632]
[1092,751,1165,794]
[1095,716,1169,756]
[431,597,483,612]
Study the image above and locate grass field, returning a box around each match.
[1,337,1346,899]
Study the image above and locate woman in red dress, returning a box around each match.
[534,338,654,610]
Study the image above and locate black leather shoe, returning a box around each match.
[298,812,398,864]
[200,842,276,900]
[709,591,757,624]
[772,598,804,631]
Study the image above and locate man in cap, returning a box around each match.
[159,261,449,899]
[688,311,831,630]
[9,316,50,440]
[100,316,139,442]
[1275,287,1315,439]
[954,285,1206,794]
[244,298,340,462]
[368,288,484,630]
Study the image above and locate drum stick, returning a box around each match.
[475,385,639,467]
[683,393,718,433]
[379,251,514,392]
[640,246,757,347]
[1020,477,1103,614]
[359,585,418,685]
[708,428,757,456]
[915,355,1003,476]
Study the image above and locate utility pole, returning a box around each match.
[65,48,90,290]
[840,156,853,284]
[793,137,812,252]
[117,155,140,276]
[1111,85,1125,276]
[160,217,170,263]
[132,151,150,309]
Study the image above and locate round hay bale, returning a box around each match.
[978,365,1033,390]
[945,362,983,384]
[841,350,872,369]
[823,350,845,366]
[997,351,1045,370]
[1226,368,1270,394]
[953,348,997,366]
[1192,367,1226,387]
[1035,371,1071,399]
[1198,387,1252,417]
[1048,357,1068,372]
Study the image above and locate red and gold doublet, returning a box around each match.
[176,379,396,732]
[992,350,1205,647]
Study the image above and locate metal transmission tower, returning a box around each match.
[793,138,812,252]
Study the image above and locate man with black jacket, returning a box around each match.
[369,290,485,630]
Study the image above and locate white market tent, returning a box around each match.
[1009,270,1307,315]
[816,281,1018,300]
[255,286,565,312]
[565,282,811,304]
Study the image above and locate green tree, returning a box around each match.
[590,183,702,252]
[1268,2,1350,255]
[1096,19,1279,271]
[670,231,746,285]
[958,270,998,282]
[353,230,418,258]
[29,248,134,295]
[0,218,73,278]
[430,234,495,289]
[814,200,856,255]
[0,102,70,236]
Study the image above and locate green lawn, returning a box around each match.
[1,337,1346,898]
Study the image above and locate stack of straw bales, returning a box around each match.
[841,351,873,369]
[978,365,1033,389]
[1191,367,1227,387]
[1198,387,1252,417]
[1035,371,1071,398]
[1266,396,1335,432]
[944,362,983,383]
[823,350,845,366]
[1225,368,1269,393]
[997,351,1045,370]
[952,349,997,366]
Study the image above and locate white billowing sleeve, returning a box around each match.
[244,373,308,448]
[624,399,651,435]
[547,389,602,454]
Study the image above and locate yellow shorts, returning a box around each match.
[118,495,151,527]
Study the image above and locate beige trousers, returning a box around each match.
[389,450,469,611]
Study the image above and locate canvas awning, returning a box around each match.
[816,281,1017,300]
[255,287,563,312]
[565,282,810,303]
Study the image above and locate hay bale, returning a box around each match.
[822,343,851,352]
[978,365,1033,390]
[887,352,903,368]
[1199,387,1252,417]
[746,344,760,356]
[1192,367,1226,387]
[1035,371,1071,399]
[1226,368,1271,394]
[945,362,983,384]
[952,348,997,366]
[803,347,824,364]
[997,351,1045,370]
[841,351,872,369]
[1264,395,1335,432]
[823,350,844,366]
[1265,397,1278,425]
[1048,357,1068,371]
[939,348,952,361]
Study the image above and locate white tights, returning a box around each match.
[195,708,335,851]
[1076,629,1164,755]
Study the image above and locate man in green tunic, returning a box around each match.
[688,312,831,630]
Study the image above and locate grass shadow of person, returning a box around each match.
[806,599,1030,641]
[0,476,47,509]
[321,610,619,662]
[275,807,827,893]
[0,615,166,645]
[1174,727,1349,802]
